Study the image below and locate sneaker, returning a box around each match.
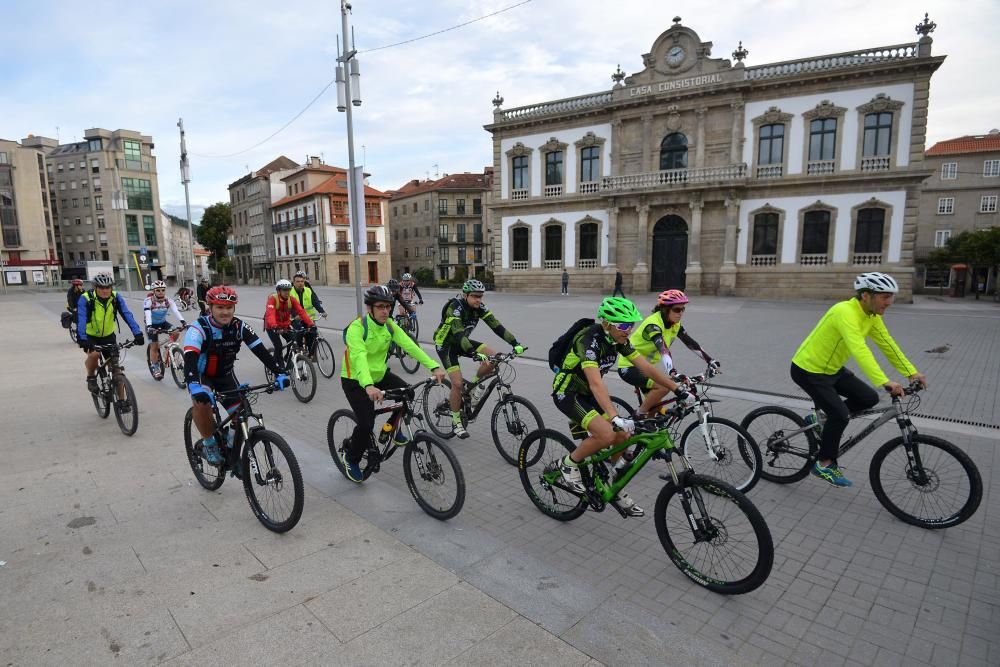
[803,411,823,435]
[199,438,223,466]
[392,431,410,446]
[86,376,98,394]
[614,492,645,517]
[340,449,364,483]
[559,455,586,493]
[811,462,853,487]
[151,362,162,376]
[453,423,470,439]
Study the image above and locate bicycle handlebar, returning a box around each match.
[474,348,526,363]
[215,382,275,398]
[92,340,137,352]
[381,377,437,402]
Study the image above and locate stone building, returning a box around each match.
[387,170,491,281]
[914,130,1000,294]
[484,16,944,300]
[0,138,60,287]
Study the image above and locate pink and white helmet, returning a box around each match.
[657,289,689,307]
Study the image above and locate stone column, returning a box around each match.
[686,196,703,294]
[632,202,650,292]
[695,108,707,169]
[610,119,623,173]
[730,101,744,165]
[719,192,740,294]
[603,204,619,290]
[641,113,653,172]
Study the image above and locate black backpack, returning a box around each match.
[548,318,595,373]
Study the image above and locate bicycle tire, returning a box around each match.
[114,376,139,436]
[403,432,465,520]
[170,348,187,389]
[183,407,226,490]
[92,367,111,418]
[242,429,304,533]
[491,394,544,466]
[291,354,317,403]
[69,323,78,344]
[653,474,773,595]
[740,406,817,483]
[869,434,983,529]
[314,338,336,379]
[609,395,636,418]
[398,347,421,375]
[518,428,588,521]
[680,417,762,493]
[326,409,376,481]
[422,379,458,439]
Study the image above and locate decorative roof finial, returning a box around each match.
[672,16,682,25]
[915,13,936,37]
[732,41,749,63]
[611,64,626,87]
[492,91,504,108]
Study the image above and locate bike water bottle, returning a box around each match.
[377,421,393,444]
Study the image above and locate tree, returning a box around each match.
[413,267,435,285]
[196,202,232,269]
[927,228,1000,298]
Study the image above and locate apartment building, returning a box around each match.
[0,137,60,287]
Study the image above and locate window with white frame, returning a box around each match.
[940,162,957,179]
[937,197,954,215]
[984,160,1000,177]
[934,230,951,247]
[981,195,998,213]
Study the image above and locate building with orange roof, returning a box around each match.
[270,156,391,286]
[915,129,1000,295]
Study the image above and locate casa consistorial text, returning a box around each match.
[630,73,723,97]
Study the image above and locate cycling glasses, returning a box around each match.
[210,293,238,303]
[670,306,686,313]
[609,322,635,332]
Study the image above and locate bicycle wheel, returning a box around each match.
[403,433,465,520]
[609,395,636,418]
[681,418,762,493]
[870,434,983,529]
[242,429,304,533]
[170,347,187,389]
[326,409,376,481]
[69,323,78,344]
[422,379,457,439]
[398,347,421,375]
[491,395,544,466]
[291,354,317,403]
[653,474,773,595]
[741,406,817,483]
[113,376,139,436]
[183,407,225,490]
[145,345,160,380]
[518,428,588,521]
[92,367,111,418]
[314,338,336,378]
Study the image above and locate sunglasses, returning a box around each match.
[610,322,635,332]
[211,293,238,303]
[670,306,686,313]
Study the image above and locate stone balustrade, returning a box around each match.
[744,43,918,80]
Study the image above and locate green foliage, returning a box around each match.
[928,228,1000,270]
[413,267,435,285]
[214,257,235,280]
[453,265,468,284]
[196,203,232,263]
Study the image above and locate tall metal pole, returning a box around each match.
[178,119,199,285]
[112,160,133,293]
[340,0,364,316]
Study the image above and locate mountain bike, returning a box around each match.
[518,417,773,595]
[291,316,335,379]
[264,327,317,403]
[63,310,79,343]
[183,381,304,533]
[609,366,761,493]
[146,325,187,388]
[89,341,140,437]
[421,350,544,465]
[389,308,420,374]
[174,291,196,312]
[740,384,982,529]
[327,378,465,520]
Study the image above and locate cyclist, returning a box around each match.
[386,278,416,318]
[432,278,524,439]
[196,278,210,316]
[398,272,424,318]
[76,273,144,395]
[553,297,678,517]
[289,270,327,354]
[183,286,289,466]
[66,278,84,314]
[791,272,927,487]
[264,278,314,369]
[143,280,186,379]
[339,284,446,482]
[616,289,718,416]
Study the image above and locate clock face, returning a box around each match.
[666,45,685,67]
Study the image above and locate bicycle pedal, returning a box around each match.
[608,500,630,519]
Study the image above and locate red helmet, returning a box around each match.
[657,289,689,307]
[71,278,83,286]
[206,285,238,305]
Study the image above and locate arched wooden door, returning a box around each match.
[651,215,688,290]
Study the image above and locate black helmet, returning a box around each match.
[364,285,394,305]
[386,278,400,291]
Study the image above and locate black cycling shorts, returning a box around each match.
[146,322,173,343]
[201,372,242,412]
[436,340,483,373]
[552,391,606,432]
[617,366,654,393]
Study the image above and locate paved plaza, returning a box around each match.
[1,287,997,666]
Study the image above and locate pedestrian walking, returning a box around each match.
[613,270,625,297]
[561,269,569,296]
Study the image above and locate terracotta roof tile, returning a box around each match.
[388,171,490,200]
[927,133,1000,156]
[272,173,389,208]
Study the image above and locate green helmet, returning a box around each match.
[598,296,642,323]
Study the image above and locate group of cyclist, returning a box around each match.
[69,265,925,497]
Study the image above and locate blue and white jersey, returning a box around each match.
[144,296,183,328]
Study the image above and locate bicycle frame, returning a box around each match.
[461,357,516,420]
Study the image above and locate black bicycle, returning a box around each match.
[183,382,304,533]
[421,351,544,465]
[389,309,421,375]
[741,384,983,529]
[265,327,318,403]
[90,341,139,436]
[327,378,465,520]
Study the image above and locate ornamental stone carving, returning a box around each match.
[505,142,533,158]
[751,106,793,127]
[857,93,905,114]
[574,131,607,149]
[540,137,569,154]
[803,100,847,121]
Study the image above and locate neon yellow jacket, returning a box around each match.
[792,298,917,386]
[617,311,680,368]
[341,314,439,386]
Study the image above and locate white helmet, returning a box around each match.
[151,280,166,290]
[854,272,898,294]
[93,273,114,287]
[401,273,413,281]
[275,279,292,290]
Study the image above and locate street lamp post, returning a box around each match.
[177,119,199,285]
[336,0,365,316]
[111,159,133,293]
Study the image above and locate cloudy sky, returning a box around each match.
[2,0,995,222]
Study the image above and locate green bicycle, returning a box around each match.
[518,417,774,595]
